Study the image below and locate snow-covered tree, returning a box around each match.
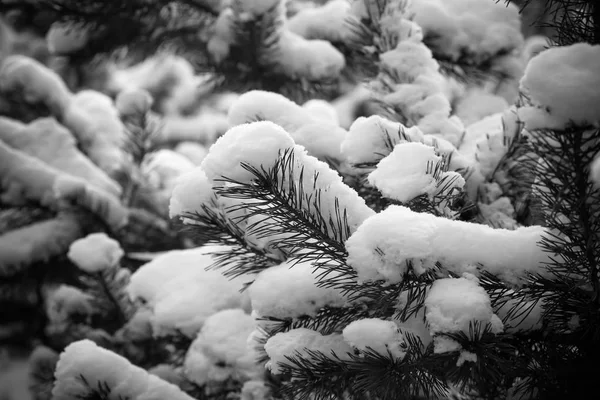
[1,1,599,400]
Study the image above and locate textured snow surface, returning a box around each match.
[227,91,346,160]
[128,247,250,337]
[201,121,295,183]
[368,142,441,202]
[346,206,551,286]
[53,340,194,400]
[343,318,408,359]
[519,43,600,129]
[425,275,503,353]
[184,309,261,386]
[249,260,347,319]
[412,0,522,62]
[264,328,352,374]
[67,233,124,273]
[169,166,215,220]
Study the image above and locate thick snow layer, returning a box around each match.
[264,328,352,374]
[454,89,509,127]
[46,285,93,324]
[302,99,339,125]
[276,31,346,80]
[200,121,373,237]
[201,121,295,183]
[287,0,355,42]
[227,91,346,160]
[143,149,195,194]
[345,206,551,286]
[52,340,194,400]
[238,0,280,16]
[67,233,124,273]
[115,88,153,117]
[127,247,250,337]
[175,142,209,165]
[343,318,408,360]
[240,380,271,400]
[285,146,375,236]
[377,41,464,145]
[368,142,441,202]
[411,0,523,63]
[184,309,260,386]
[341,116,424,166]
[519,43,600,129]
[494,295,543,332]
[248,260,347,319]
[169,166,215,220]
[425,276,502,335]
[207,8,236,63]
[46,23,90,55]
[591,154,600,188]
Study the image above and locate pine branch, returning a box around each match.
[436,322,520,399]
[213,148,361,294]
[276,332,447,400]
[76,375,130,400]
[504,0,600,45]
[181,199,283,279]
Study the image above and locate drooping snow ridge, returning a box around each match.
[343,318,408,360]
[345,206,551,286]
[519,43,600,129]
[52,340,194,400]
[184,309,261,386]
[201,121,295,183]
[169,166,215,220]
[127,247,250,337]
[368,142,441,203]
[411,0,523,63]
[67,233,124,273]
[227,91,347,160]
[248,260,347,320]
[425,275,503,353]
[264,328,352,374]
